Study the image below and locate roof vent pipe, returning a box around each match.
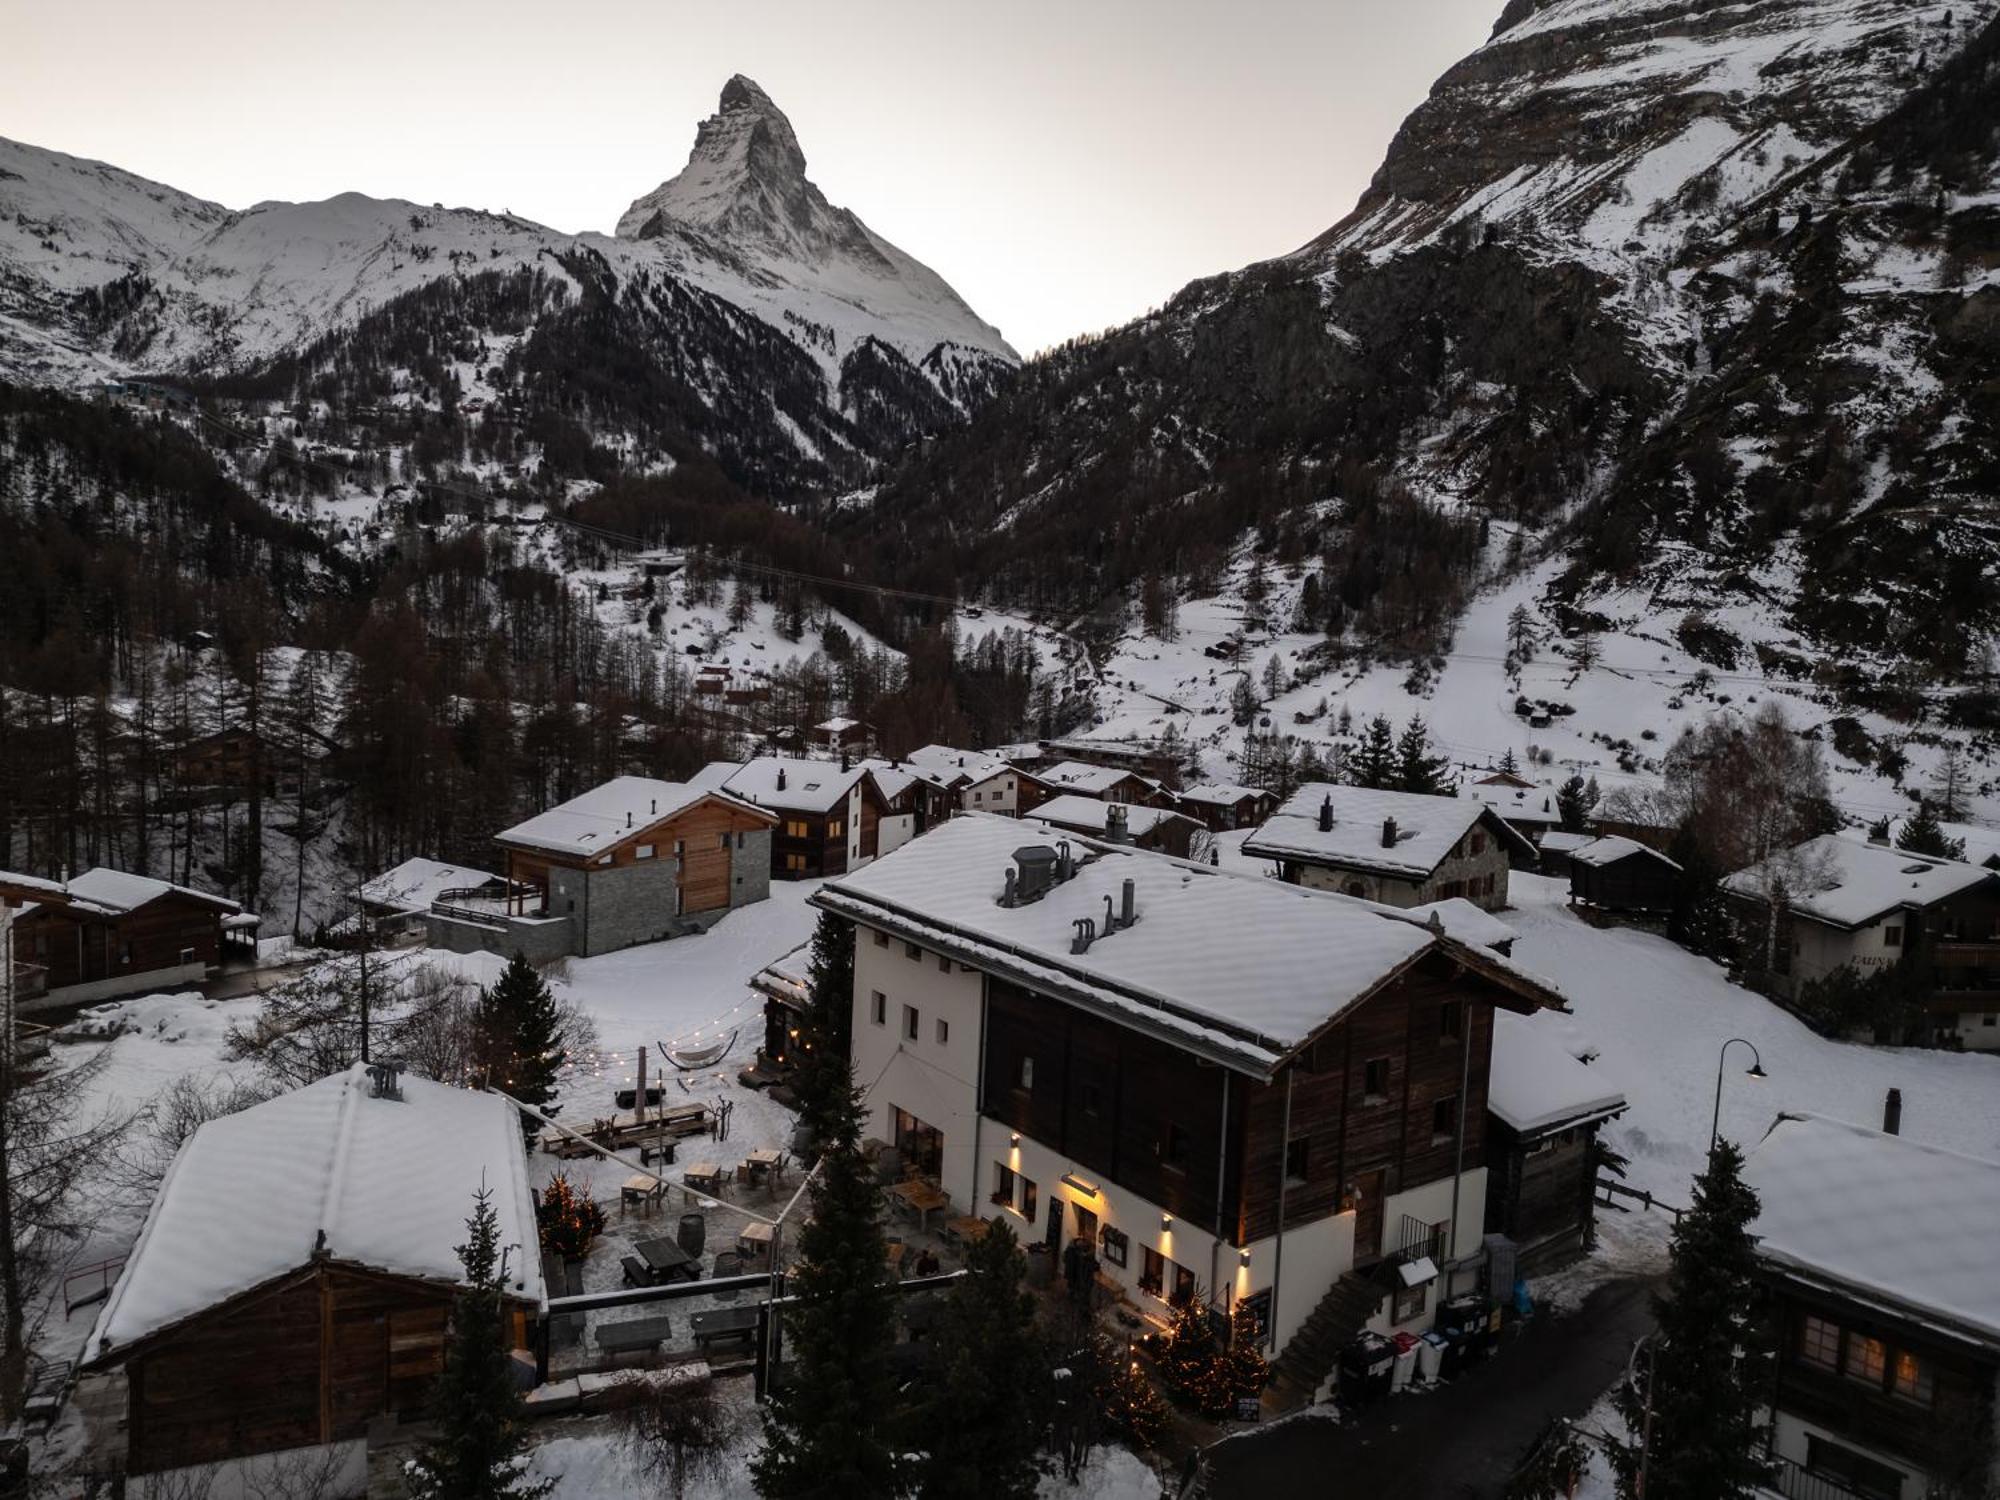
[1120,878,1136,929]
[1001,867,1018,908]
[1883,1088,1902,1136]
[1318,797,1333,833]
[1382,817,1398,849]
[651,798,657,815]
[777,767,787,792]
[1071,917,1097,955]
[1103,894,1116,934]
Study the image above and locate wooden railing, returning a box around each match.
[1595,1176,1685,1221]
[10,961,48,1000]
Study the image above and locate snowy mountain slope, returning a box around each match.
[0,78,1013,491]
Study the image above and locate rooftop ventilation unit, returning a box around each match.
[1004,846,1061,906]
[367,1062,404,1101]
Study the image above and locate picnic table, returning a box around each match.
[737,1221,775,1261]
[634,1237,701,1284]
[595,1315,673,1355]
[683,1162,726,1194]
[689,1307,760,1351]
[940,1214,988,1248]
[889,1179,949,1233]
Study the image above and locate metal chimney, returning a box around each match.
[1883,1088,1902,1136]
[777,766,787,792]
[1317,796,1333,833]
[1120,878,1136,929]
[1381,817,1398,849]
[1105,804,1130,844]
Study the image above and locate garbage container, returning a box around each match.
[1417,1332,1447,1383]
[1389,1331,1421,1392]
[1435,1292,1492,1365]
[1337,1332,1395,1407]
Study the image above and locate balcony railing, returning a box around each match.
[10,962,48,1001]
[1394,1214,1448,1266]
[1772,1456,1875,1500]
[429,884,543,926]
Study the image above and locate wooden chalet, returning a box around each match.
[712,757,893,880]
[818,816,1570,1403]
[1028,796,1203,859]
[454,776,775,960]
[808,717,873,755]
[1033,759,1170,807]
[1745,1111,2000,1500]
[81,1065,545,1478]
[9,868,241,1007]
[1175,783,1278,834]
[1566,836,1681,920]
[903,744,1048,818]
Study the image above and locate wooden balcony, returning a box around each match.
[10,961,48,1002]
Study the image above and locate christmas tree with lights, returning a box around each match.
[1224,1299,1268,1405]
[535,1171,604,1261]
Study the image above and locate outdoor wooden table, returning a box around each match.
[634,1237,700,1284]
[620,1174,663,1215]
[683,1162,725,1194]
[746,1148,782,1167]
[940,1214,987,1247]
[689,1307,760,1350]
[889,1179,949,1232]
[594,1315,673,1354]
[737,1221,775,1260]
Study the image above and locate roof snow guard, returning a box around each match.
[813,815,1565,1078]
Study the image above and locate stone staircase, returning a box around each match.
[1267,1270,1386,1409]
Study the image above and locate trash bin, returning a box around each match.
[1417,1332,1447,1383]
[1337,1332,1395,1407]
[1389,1331,1421,1392]
[1435,1292,1492,1366]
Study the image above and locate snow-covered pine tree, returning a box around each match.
[752,1081,900,1498]
[1608,1142,1770,1500]
[1393,716,1451,794]
[1556,774,1595,832]
[913,1217,1053,1499]
[1897,799,1967,860]
[1352,715,1397,789]
[405,1187,551,1500]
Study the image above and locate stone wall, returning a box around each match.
[425,912,574,965]
[731,830,773,909]
[577,859,683,956]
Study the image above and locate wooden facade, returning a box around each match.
[14,889,227,995]
[1484,1117,1607,1271]
[1569,846,1680,918]
[762,778,891,880]
[111,1262,532,1475]
[498,793,772,918]
[978,952,1517,1262]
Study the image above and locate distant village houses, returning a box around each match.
[6,868,244,1007]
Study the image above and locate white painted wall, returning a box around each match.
[878,813,917,857]
[964,771,1022,816]
[845,784,865,868]
[1769,1409,1927,1500]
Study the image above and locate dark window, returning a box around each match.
[1432,1096,1459,1144]
[905,941,921,960]
[1017,1055,1035,1091]
[937,954,951,972]
[1285,1136,1310,1185]
[1173,1264,1196,1305]
[1884,925,1902,948]
[1364,1057,1390,1101]
[1140,1247,1165,1297]
[1805,1435,1907,1500]
[870,991,886,1026]
[935,1017,949,1046]
[1471,831,1487,856]
[1440,1001,1463,1041]
[903,1004,919,1042]
[873,930,889,947]
[1163,1122,1192,1171]
[1072,1202,1097,1243]
[992,1161,1018,1208]
[1100,1226,1129,1268]
[1021,1177,1038,1222]
[1079,1079,1104,1117]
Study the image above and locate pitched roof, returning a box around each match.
[1177,783,1269,807]
[1243,783,1533,880]
[41,868,241,918]
[1721,834,1994,930]
[1568,835,1681,871]
[813,814,1558,1076]
[1028,796,1200,840]
[1405,896,1517,952]
[360,857,504,915]
[751,941,812,1009]
[722,757,872,815]
[903,744,1016,785]
[495,775,767,857]
[1460,778,1561,826]
[1037,760,1157,796]
[1487,1011,1626,1136]
[86,1066,545,1363]
[1536,831,1597,855]
[1745,1114,2000,1347]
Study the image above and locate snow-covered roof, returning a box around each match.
[1243,784,1531,880]
[858,761,917,803]
[813,815,1555,1076]
[1405,897,1517,953]
[1568,836,1681,871]
[495,775,768,857]
[813,717,863,734]
[1460,778,1561,826]
[723,757,871,815]
[1745,1114,2000,1348]
[1536,831,1596,855]
[1028,796,1199,840]
[1487,1011,1626,1136]
[0,869,73,904]
[1178,783,1269,808]
[87,1066,545,1363]
[904,744,1015,785]
[360,857,504,915]
[1721,833,1995,930]
[1037,760,1158,797]
[751,942,812,1009]
[51,868,240,917]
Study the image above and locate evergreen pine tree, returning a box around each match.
[914,1218,1052,1499]
[406,1188,552,1500]
[1352,715,1397,789]
[1897,800,1967,860]
[753,1081,900,1498]
[1498,747,1520,776]
[1160,1293,1229,1416]
[1609,1142,1770,1500]
[792,911,855,1160]
[1393,716,1452,794]
[478,952,563,1112]
[1556,775,1594,833]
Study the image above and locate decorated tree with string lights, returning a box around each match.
[1223,1299,1268,1405]
[1161,1289,1233,1417]
[792,911,855,1160]
[1099,1339,1172,1450]
[535,1171,604,1262]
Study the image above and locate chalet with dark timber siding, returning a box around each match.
[1565,836,1681,919]
[82,1067,544,1479]
[712,757,892,880]
[9,868,239,1007]
[816,815,1566,1373]
[1744,1114,2000,1500]
[1175,783,1278,834]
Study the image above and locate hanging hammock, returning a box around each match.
[660,1028,739,1072]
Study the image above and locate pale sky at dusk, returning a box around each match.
[1,0,1503,354]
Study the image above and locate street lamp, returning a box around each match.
[1709,1037,1767,1156]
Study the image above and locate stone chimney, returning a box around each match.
[1105,804,1130,844]
[1883,1088,1902,1136]
[1317,796,1333,833]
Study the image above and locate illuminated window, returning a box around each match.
[992,1162,1018,1208]
[1892,1349,1933,1405]
[1845,1333,1886,1388]
[784,819,809,839]
[1798,1314,1841,1373]
[827,819,844,838]
[784,853,807,873]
